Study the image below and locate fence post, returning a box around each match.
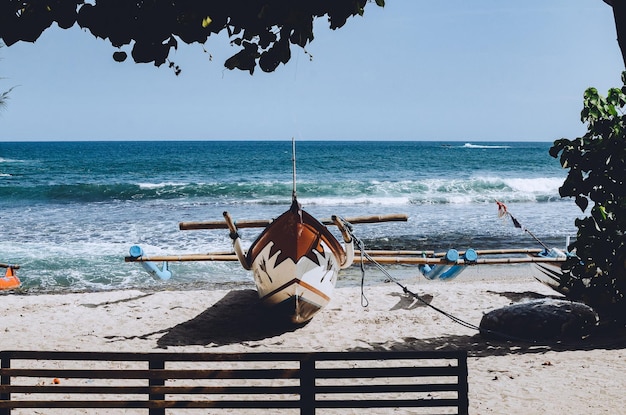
[0,353,10,415]
[299,354,315,415]
[148,356,165,415]
[458,351,469,415]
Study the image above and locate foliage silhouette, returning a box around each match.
[550,72,626,323]
[0,0,384,75]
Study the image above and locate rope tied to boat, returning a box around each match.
[335,215,484,332]
[355,237,369,308]
[334,216,605,346]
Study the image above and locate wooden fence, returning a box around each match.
[0,350,468,414]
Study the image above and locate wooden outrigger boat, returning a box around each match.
[126,140,406,324]
[124,148,569,323]
[126,216,568,324]
[127,202,408,324]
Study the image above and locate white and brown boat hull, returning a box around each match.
[233,199,353,324]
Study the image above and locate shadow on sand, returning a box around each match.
[349,329,626,357]
[345,327,626,358]
[349,288,626,357]
[157,289,303,348]
[155,288,626,356]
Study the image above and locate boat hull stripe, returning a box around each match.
[260,278,331,303]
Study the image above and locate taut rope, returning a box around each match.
[335,216,483,332]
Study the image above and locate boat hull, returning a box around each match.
[530,248,567,293]
[246,200,347,324]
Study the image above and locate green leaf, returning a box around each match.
[375,0,386,6]
[607,88,624,106]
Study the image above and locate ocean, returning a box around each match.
[0,140,580,293]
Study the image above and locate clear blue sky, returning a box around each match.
[0,0,624,142]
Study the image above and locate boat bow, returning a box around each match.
[239,198,351,323]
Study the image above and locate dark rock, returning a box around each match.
[479,298,598,341]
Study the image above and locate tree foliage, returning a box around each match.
[0,44,14,109]
[550,72,626,322]
[0,0,384,75]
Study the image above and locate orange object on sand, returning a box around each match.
[0,266,21,290]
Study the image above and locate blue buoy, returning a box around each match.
[464,248,478,263]
[129,245,172,281]
[419,249,459,280]
[129,245,143,258]
[439,248,479,281]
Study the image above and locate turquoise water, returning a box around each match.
[0,140,580,292]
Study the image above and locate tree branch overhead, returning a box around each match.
[0,0,384,75]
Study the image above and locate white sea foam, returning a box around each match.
[298,196,413,206]
[137,182,193,189]
[502,177,562,193]
[462,143,512,149]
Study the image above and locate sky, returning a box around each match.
[0,0,624,142]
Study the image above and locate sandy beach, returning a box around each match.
[1,264,625,414]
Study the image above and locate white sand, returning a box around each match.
[1,264,625,414]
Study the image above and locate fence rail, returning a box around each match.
[0,350,468,414]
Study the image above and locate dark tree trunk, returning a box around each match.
[605,0,626,68]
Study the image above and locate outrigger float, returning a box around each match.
[125,141,568,323]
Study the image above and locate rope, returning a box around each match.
[356,237,369,307]
[334,216,569,343]
[335,216,623,348]
[337,216,484,332]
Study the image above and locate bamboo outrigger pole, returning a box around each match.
[365,256,566,265]
[125,252,564,265]
[363,248,543,257]
[179,213,408,230]
[125,254,239,263]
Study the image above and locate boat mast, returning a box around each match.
[292,137,297,202]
